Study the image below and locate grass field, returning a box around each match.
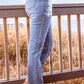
[0,26,84,84]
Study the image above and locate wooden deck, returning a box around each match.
[0,3,84,84]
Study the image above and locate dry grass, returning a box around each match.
[0,27,84,84]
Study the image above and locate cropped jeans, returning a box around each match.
[25,0,53,84]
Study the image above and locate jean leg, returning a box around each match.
[25,22,53,83]
[40,20,53,70]
[26,12,51,84]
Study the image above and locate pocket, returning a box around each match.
[25,0,35,10]
[44,0,52,16]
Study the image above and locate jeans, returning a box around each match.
[25,0,53,84]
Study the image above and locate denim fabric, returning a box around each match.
[25,0,52,17]
[25,0,53,84]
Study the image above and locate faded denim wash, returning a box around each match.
[25,0,53,84]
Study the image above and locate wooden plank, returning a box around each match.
[26,17,30,76]
[52,3,84,16]
[67,15,73,70]
[0,5,25,9]
[15,17,21,79]
[26,17,30,45]
[3,18,9,80]
[77,14,82,69]
[0,78,25,84]
[52,3,84,8]
[57,15,63,72]
[49,49,53,74]
[52,7,84,16]
[43,69,84,83]
[1,69,84,84]
[0,9,27,18]
[1,3,84,17]
[0,5,27,18]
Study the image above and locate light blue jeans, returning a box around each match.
[25,0,53,84]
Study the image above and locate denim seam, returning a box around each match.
[35,1,45,83]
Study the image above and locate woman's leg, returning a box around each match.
[27,14,51,84]
[25,20,53,83]
[25,1,52,84]
[40,20,53,70]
